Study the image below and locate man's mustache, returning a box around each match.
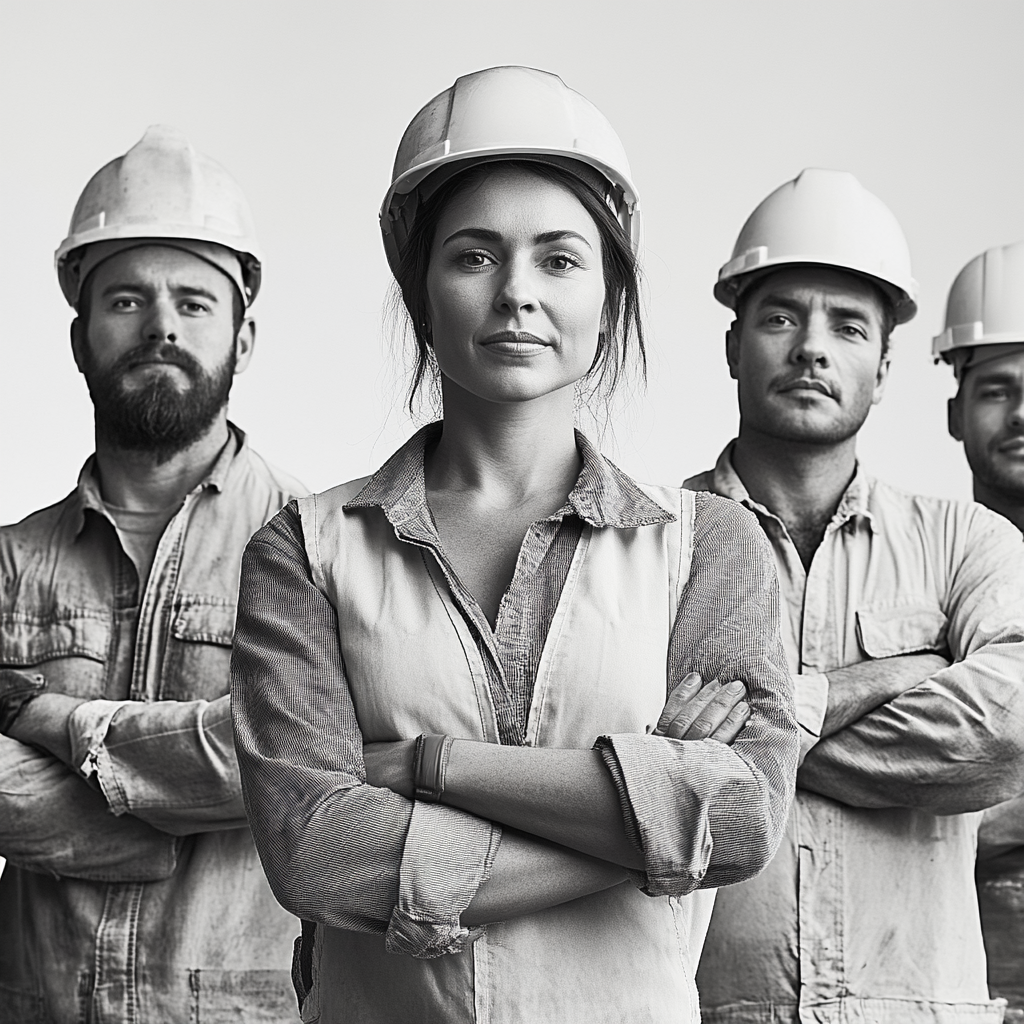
[112,343,202,377]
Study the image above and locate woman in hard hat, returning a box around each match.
[231,66,798,1023]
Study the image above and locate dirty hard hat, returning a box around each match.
[715,168,917,324]
[379,66,640,276]
[56,125,263,308]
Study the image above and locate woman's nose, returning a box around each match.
[493,262,537,316]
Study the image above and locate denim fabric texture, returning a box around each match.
[231,424,799,1024]
[687,443,1024,1024]
[0,427,305,1024]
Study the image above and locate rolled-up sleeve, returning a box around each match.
[799,506,1024,814]
[597,493,799,895]
[231,504,500,958]
[0,734,180,881]
[67,695,245,834]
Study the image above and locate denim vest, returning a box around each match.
[296,479,718,1024]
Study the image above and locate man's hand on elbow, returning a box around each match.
[5,691,86,767]
[820,652,950,738]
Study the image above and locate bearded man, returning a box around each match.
[0,127,304,1023]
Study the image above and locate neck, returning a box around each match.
[427,380,580,505]
[732,425,857,564]
[93,414,231,511]
[973,480,1024,535]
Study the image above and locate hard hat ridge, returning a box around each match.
[934,241,1024,375]
[715,167,918,324]
[56,125,263,308]
[380,66,640,275]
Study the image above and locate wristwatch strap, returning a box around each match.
[413,734,454,803]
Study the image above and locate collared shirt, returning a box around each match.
[687,443,1024,1024]
[0,426,305,1024]
[231,424,799,1022]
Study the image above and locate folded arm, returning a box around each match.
[6,679,247,836]
[0,733,179,881]
[370,496,798,897]
[799,508,1024,814]
[231,507,630,957]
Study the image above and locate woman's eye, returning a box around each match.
[457,251,492,269]
[546,253,581,272]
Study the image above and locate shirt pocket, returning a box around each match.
[160,595,235,701]
[0,611,109,697]
[855,602,948,659]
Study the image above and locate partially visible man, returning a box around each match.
[0,127,304,1022]
[686,169,1024,1024]
[939,240,1024,1023]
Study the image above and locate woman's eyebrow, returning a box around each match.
[439,228,594,251]
[534,230,593,250]
[440,228,502,246]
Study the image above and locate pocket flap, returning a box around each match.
[171,598,235,646]
[0,612,109,664]
[856,605,948,659]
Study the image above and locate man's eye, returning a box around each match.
[181,302,209,314]
[765,314,792,327]
[980,388,1009,400]
[839,324,867,339]
[111,298,140,310]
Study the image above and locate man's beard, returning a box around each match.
[81,340,235,464]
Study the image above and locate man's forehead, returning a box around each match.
[964,347,1024,385]
[745,266,884,315]
[92,245,232,292]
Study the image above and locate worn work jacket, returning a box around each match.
[232,426,799,1024]
[686,444,1024,1024]
[0,428,304,1024]
[977,794,1024,1020]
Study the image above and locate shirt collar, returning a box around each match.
[70,423,245,536]
[710,440,875,532]
[344,422,675,540]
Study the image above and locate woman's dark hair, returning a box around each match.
[393,159,645,414]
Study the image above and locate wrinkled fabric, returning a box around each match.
[687,443,1024,1024]
[232,424,799,1023]
[0,426,305,1024]
[977,794,1024,1020]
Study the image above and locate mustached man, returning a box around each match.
[687,170,1024,1024]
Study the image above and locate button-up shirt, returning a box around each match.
[0,427,305,1024]
[686,443,1024,1024]
[231,425,799,1023]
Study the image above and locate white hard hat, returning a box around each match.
[380,66,639,275]
[933,242,1024,370]
[715,168,918,324]
[56,125,263,308]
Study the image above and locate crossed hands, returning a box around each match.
[653,674,750,745]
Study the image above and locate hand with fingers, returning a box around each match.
[653,673,751,745]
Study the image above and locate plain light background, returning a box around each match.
[3,1,1024,526]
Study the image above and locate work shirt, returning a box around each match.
[0,427,305,1024]
[231,424,800,1024]
[686,444,1024,1024]
[977,794,1024,1020]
